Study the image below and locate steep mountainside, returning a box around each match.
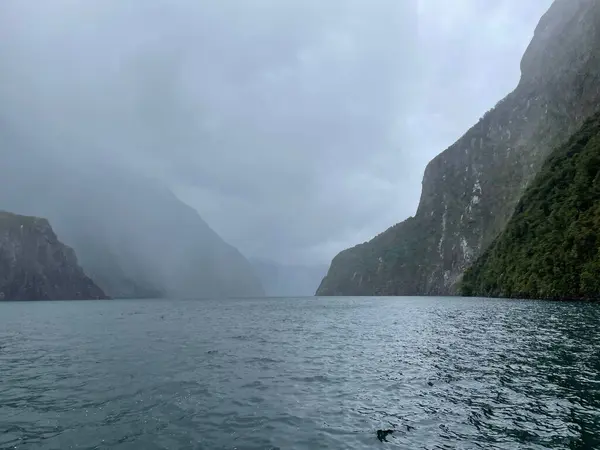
[462,112,600,300]
[0,151,265,299]
[0,211,107,300]
[318,0,600,296]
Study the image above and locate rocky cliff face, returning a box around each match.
[462,111,600,300]
[318,0,600,296]
[0,159,265,299]
[0,211,108,300]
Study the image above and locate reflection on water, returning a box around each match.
[1,297,599,449]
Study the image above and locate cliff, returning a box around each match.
[317,0,600,296]
[0,152,265,299]
[0,211,108,300]
[47,170,266,300]
[461,111,600,300]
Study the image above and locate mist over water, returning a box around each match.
[2,2,597,449]
[0,0,554,269]
[1,297,599,449]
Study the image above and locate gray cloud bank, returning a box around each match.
[0,0,552,265]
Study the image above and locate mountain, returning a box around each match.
[0,144,265,299]
[0,211,108,300]
[251,258,328,297]
[317,0,600,296]
[461,111,600,300]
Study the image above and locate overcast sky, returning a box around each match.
[0,0,553,265]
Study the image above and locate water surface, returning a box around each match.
[1,297,599,449]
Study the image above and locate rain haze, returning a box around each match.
[0,0,553,275]
[7,1,600,447]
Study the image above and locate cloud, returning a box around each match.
[0,0,553,264]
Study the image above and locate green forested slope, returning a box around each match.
[461,111,600,300]
[318,0,600,297]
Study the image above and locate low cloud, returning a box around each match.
[0,0,552,264]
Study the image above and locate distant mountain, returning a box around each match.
[0,144,265,299]
[462,111,600,300]
[251,258,327,297]
[318,0,600,296]
[0,211,107,300]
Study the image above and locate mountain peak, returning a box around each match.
[520,0,599,87]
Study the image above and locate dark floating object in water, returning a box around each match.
[376,429,394,442]
[428,381,434,386]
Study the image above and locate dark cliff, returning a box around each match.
[0,211,108,300]
[462,111,600,300]
[317,0,600,296]
[0,151,265,300]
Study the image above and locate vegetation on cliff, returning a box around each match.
[461,112,600,299]
[318,0,600,296]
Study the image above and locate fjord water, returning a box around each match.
[1,298,599,449]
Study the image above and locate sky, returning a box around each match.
[0,0,553,265]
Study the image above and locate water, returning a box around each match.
[1,297,600,450]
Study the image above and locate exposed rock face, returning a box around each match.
[0,160,265,299]
[0,211,108,300]
[317,0,600,296]
[462,111,600,300]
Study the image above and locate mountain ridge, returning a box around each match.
[317,0,600,296]
[0,143,265,299]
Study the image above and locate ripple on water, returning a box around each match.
[1,297,600,449]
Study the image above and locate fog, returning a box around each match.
[0,0,552,273]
